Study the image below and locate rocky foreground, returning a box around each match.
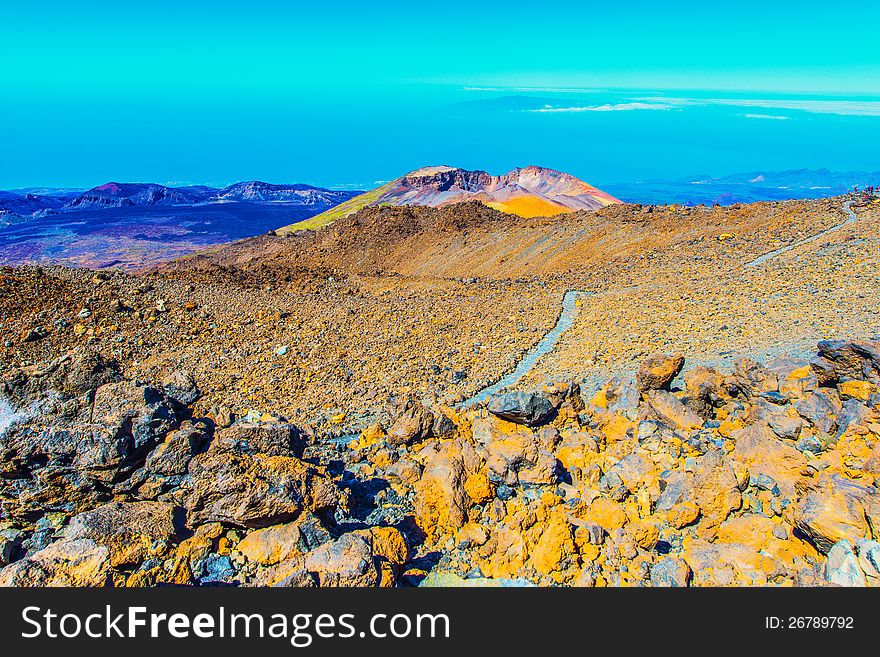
[2,337,879,587]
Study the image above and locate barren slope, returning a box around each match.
[4,196,879,434]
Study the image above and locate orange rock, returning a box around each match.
[794,474,875,553]
[627,519,660,549]
[478,526,527,579]
[644,390,704,431]
[303,534,379,587]
[529,516,578,576]
[787,366,812,381]
[541,491,563,507]
[682,536,785,586]
[413,445,469,543]
[0,539,112,587]
[716,514,777,550]
[64,500,178,568]
[637,353,685,392]
[601,414,633,444]
[730,423,807,499]
[718,418,743,438]
[464,471,495,504]
[583,498,628,532]
[691,452,742,526]
[371,449,394,469]
[367,526,409,565]
[357,423,386,449]
[455,522,489,548]
[839,380,875,401]
[716,514,819,572]
[237,513,330,566]
[666,501,700,528]
[377,560,396,588]
[589,388,609,409]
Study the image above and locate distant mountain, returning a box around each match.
[0,180,363,269]
[280,165,621,233]
[602,168,880,206]
[0,190,73,225]
[0,180,362,221]
[212,181,358,206]
[64,182,210,210]
[704,168,880,188]
[385,166,620,213]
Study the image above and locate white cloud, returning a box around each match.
[640,95,880,117]
[466,85,880,118]
[527,102,675,113]
[743,113,790,120]
[725,98,880,116]
[463,86,610,94]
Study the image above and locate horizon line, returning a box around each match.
[5,165,880,195]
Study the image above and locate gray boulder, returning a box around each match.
[212,421,305,458]
[487,391,555,426]
[812,339,880,385]
[185,447,339,528]
[650,557,692,587]
[386,397,435,446]
[162,370,200,406]
[65,500,180,567]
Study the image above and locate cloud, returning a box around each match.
[718,98,880,116]
[743,113,790,120]
[527,102,675,113]
[466,86,880,118]
[641,96,880,117]
[735,99,880,116]
[463,86,609,94]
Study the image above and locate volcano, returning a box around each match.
[279,165,621,233]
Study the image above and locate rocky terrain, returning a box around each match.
[1,193,880,586]
[1,340,879,587]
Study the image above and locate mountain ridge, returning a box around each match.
[0,180,361,222]
[0,181,363,269]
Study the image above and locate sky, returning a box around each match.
[2,0,880,189]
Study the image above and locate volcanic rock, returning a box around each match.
[185,448,339,528]
[0,539,111,587]
[487,391,555,426]
[64,500,180,567]
[637,353,685,392]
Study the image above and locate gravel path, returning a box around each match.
[462,289,587,406]
[745,200,856,267]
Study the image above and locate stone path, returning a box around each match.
[466,199,864,403]
[462,290,588,405]
[746,200,857,267]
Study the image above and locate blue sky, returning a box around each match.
[2,1,880,189]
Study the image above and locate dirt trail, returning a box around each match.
[470,199,864,397]
[746,200,856,267]
[461,290,587,405]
